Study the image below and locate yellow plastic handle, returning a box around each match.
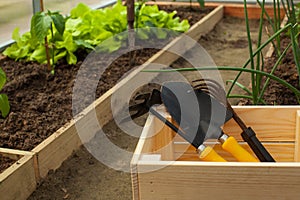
[199,146,227,162]
[222,136,258,162]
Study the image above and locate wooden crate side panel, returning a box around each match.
[295,110,300,161]
[137,163,300,200]
[32,122,82,178]
[223,106,300,142]
[173,143,295,162]
[0,155,36,200]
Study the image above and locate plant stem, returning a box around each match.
[44,37,51,71]
[243,0,257,104]
[39,0,51,71]
[227,23,293,96]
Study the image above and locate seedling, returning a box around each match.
[30,10,65,73]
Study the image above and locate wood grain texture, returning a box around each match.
[32,121,82,179]
[295,110,300,161]
[0,155,36,200]
[137,162,300,200]
[0,148,32,160]
[146,1,283,19]
[223,106,300,142]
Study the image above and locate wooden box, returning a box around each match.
[131,106,300,200]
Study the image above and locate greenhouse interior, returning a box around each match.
[1,0,300,200]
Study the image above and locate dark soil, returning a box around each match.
[159,4,213,25]
[262,36,300,105]
[0,5,212,175]
[0,154,15,173]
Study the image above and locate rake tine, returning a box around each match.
[193,78,275,162]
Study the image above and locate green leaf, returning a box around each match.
[0,94,10,118]
[50,12,65,36]
[0,68,6,90]
[66,51,77,64]
[30,45,47,63]
[226,80,252,95]
[12,27,21,42]
[75,39,95,50]
[31,12,52,42]
[70,3,91,18]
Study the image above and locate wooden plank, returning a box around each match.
[295,110,300,161]
[137,162,300,200]
[174,143,295,162]
[0,155,36,200]
[0,148,32,160]
[32,121,82,179]
[223,106,300,142]
[146,1,283,19]
[153,117,175,160]
[223,3,284,19]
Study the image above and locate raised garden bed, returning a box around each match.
[0,2,220,199]
[0,2,294,199]
[131,106,300,199]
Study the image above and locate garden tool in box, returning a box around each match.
[125,81,259,162]
[161,81,258,162]
[192,78,275,162]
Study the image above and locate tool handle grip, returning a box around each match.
[222,136,258,162]
[199,146,226,162]
[241,127,275,162]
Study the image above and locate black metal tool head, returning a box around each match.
[161,82,233,148]
[122,89,162,122]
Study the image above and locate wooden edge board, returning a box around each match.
[146,1,283,19]
[0,148,33,160]
[0,154,37,200]
[32,121,81,179]
[295,110,300,161]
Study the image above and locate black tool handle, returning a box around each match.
[241,127,275,162]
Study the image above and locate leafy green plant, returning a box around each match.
[3,1,190,67]
[0,68,10,118]
[31,10,65,73]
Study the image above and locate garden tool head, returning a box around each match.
[192,79,275,162]
[161,81,233,147]
[122,89,162,122]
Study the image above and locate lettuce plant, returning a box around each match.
[3,1,190,67]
